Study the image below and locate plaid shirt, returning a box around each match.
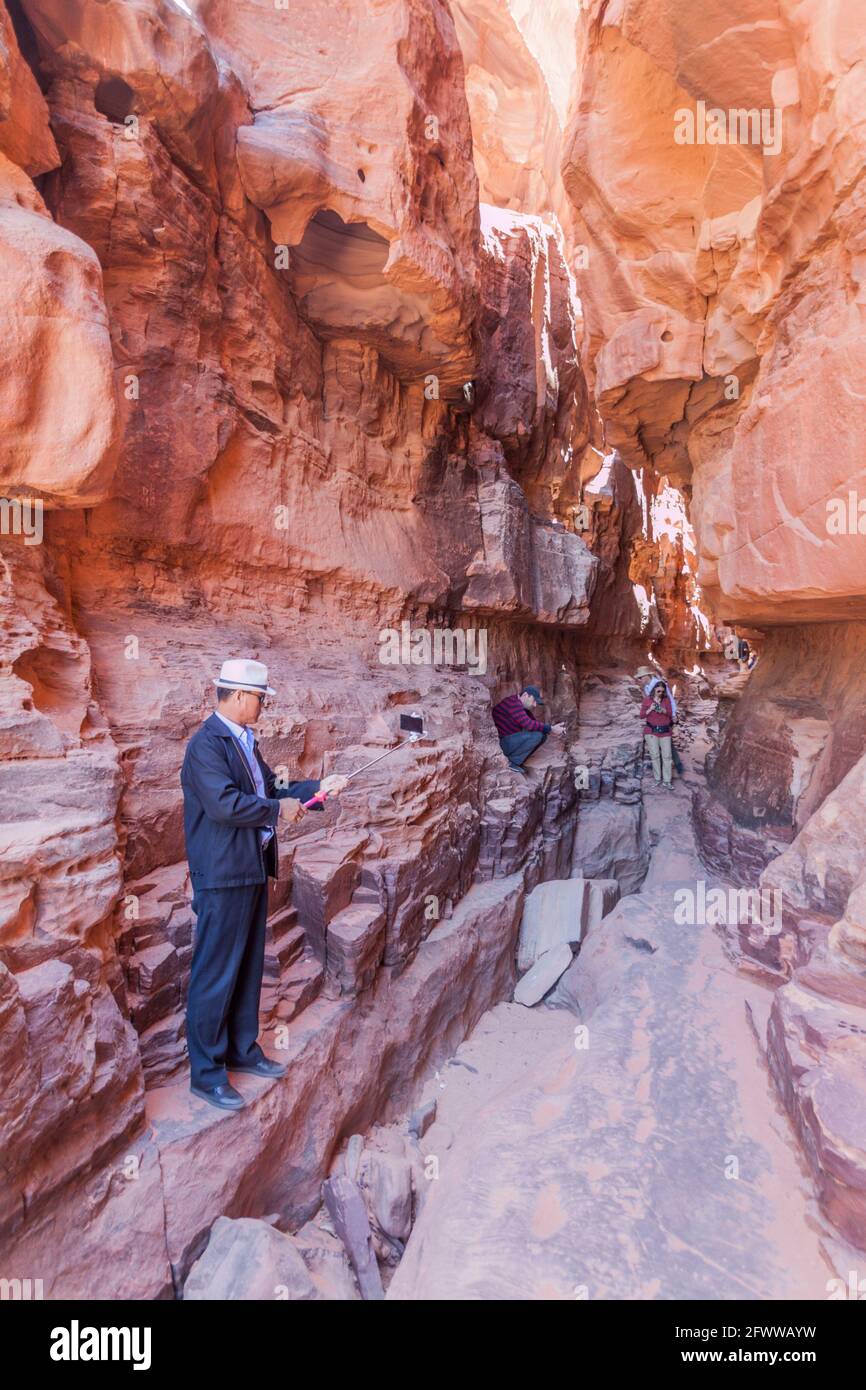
[491,694,550,737]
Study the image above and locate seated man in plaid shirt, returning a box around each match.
[491,684,565,774]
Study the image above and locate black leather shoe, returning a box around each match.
[190,1082,246,1110]
[227,1056,287,1078]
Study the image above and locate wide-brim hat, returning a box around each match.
[213,658,276,696]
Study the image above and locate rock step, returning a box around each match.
[264,908,305,979]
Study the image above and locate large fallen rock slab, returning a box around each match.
[291,1220,359,1300]
[322,1176,384,1301]
[513,942,572,1007]
[517,879,590,972]
[358,1143,413,1248]
[518,876,619,971]
[183,1216,317,1301]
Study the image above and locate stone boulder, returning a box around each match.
[183,1216,317,1301]
[513,942,573,1007]
[572,802,649,894]
[517,877,619,972]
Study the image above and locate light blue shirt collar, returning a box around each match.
[215,710,252,744]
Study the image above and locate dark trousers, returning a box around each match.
[186,881,269,1089]
[499,729,547,768]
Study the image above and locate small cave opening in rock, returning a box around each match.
[288,207,456,385]
[12,644,88,737]
[294,208,389,281]
[94,74,137,124]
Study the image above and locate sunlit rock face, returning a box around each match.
[195,0,480,396]
[450,0,575,243]
[561,0,866,1249]
[0,150,117,504]
[563,0,866,624]
[0,0,56,173]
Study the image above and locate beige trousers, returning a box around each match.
[645,733,673,786]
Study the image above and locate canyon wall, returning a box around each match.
[564,0,866,1248]
[0,0,703,1296]
[5,0,859,1297]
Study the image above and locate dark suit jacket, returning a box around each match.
[180,714,321,889]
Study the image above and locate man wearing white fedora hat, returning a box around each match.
[181,658,348,1110]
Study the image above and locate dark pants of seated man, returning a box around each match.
[499,729,547,768]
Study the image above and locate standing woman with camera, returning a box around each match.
[640,678,675,789]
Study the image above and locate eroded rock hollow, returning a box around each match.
[0,0,863,1301]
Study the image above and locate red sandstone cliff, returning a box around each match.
[0,0,666,1295]
[564,0,866,1249]
[2,0,863,1298]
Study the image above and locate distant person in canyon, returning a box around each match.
[181,658,348,1111]
[639,678,675,788]
[639,670,684,776]
[491,684,565,774]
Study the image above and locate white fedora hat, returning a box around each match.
[214,658,276,696]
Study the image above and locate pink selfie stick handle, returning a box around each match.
[302,791,328,810]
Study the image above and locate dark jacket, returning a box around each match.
[180,714,321,889]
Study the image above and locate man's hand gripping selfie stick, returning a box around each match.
[301,712,425,810]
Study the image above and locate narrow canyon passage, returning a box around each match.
[2,0,866,1314]
[389,765,835,1300]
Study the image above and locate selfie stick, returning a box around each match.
[301,713,425,810]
